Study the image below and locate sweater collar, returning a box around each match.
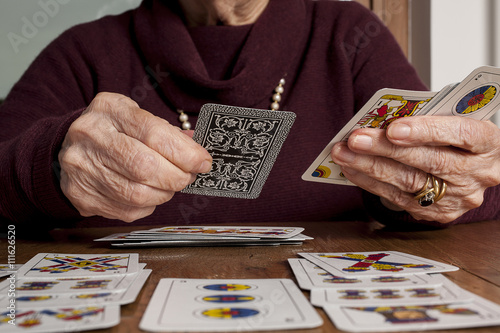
[133,0,307,113]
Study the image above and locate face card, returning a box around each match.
[0,305,119,333]
[139,226,304,239]
[310,279,472,307]
[424,66,500,120]
[181,104,296,199]
[323,293,500,332]
[139,278,322,332]
[288,259,447,290]
[298,251,458,277]
[301,89,437,185]
[16,253,140,278]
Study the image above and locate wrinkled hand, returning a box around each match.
[331,116,500,223]
[59,92,212,222]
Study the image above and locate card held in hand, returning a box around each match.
[182,104,296,199]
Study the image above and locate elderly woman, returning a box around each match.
[1,0,500,231]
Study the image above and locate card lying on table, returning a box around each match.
[0,305,120,333]
[181,104,296,199]
[303,65,500,185]
[0,264,22,278]
[16,253,140,278]
[323,293,500,332]
[140,278,322,332]
[288,258,447,290]
[298,251,458,277]
[0,268,151,308]
[310,278,472,307]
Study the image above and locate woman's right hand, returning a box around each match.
[58,92,212,222]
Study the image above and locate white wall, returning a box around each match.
[429,0,499,91]
[0,0,142,99]
[2,0,499,101]
[411,0,500,123]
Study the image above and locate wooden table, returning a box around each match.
[2,220,500,332]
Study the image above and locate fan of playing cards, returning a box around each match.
[94,225,312,247]
[289,251,500,332]
[303,66,500,185]
[0,253,149,332]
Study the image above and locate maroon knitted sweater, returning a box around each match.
[2,0,499,230]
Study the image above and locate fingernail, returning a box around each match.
[200,160,212,173]
[389,123,411,139]
[333,145,356,163]
[351,135,373,150]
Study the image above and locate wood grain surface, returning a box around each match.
[2,220,499,332]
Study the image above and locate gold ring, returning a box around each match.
[413,174,447,206]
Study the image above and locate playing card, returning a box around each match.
[288,258,447,290]
[298,251,458,277]
[0,273,138,296]
[0,264,147,296]
[16,253,140,278]
[137,226,304,239]
[94,233,256,242]
[302,89,436,185]
[181,104,296,199]
[1,269,151,308]
[423,66,500,120]
[111,240,285,248]
[139,278,322,332]
[310,278,472,307]
[0,305,120,333]
[0,264,22,278]
[323,292,500,332]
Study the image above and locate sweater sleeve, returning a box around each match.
[334,3,500,226]
[0,28,97,230]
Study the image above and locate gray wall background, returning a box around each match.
[0,0,142,99]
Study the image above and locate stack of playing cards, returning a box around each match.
[140,278,322,332]
[303,66,500,185]
[289,251,500,332]
[95,225,312,248]
[0,253,150,332]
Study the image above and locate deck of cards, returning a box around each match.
[94,225,312,248]
[289,251,500,332]
[0,253,149,332]
[303,65,500,185]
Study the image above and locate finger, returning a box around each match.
[119,110,212,173]
[387,116,500,153]
[339,166,468,224]
[102,131,198,192]
[345,128,468,177]
[331,142,428,193]
[91,93,212,174]
[61,137,193,202]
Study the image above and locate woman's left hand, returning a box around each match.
[331,115,500,224]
